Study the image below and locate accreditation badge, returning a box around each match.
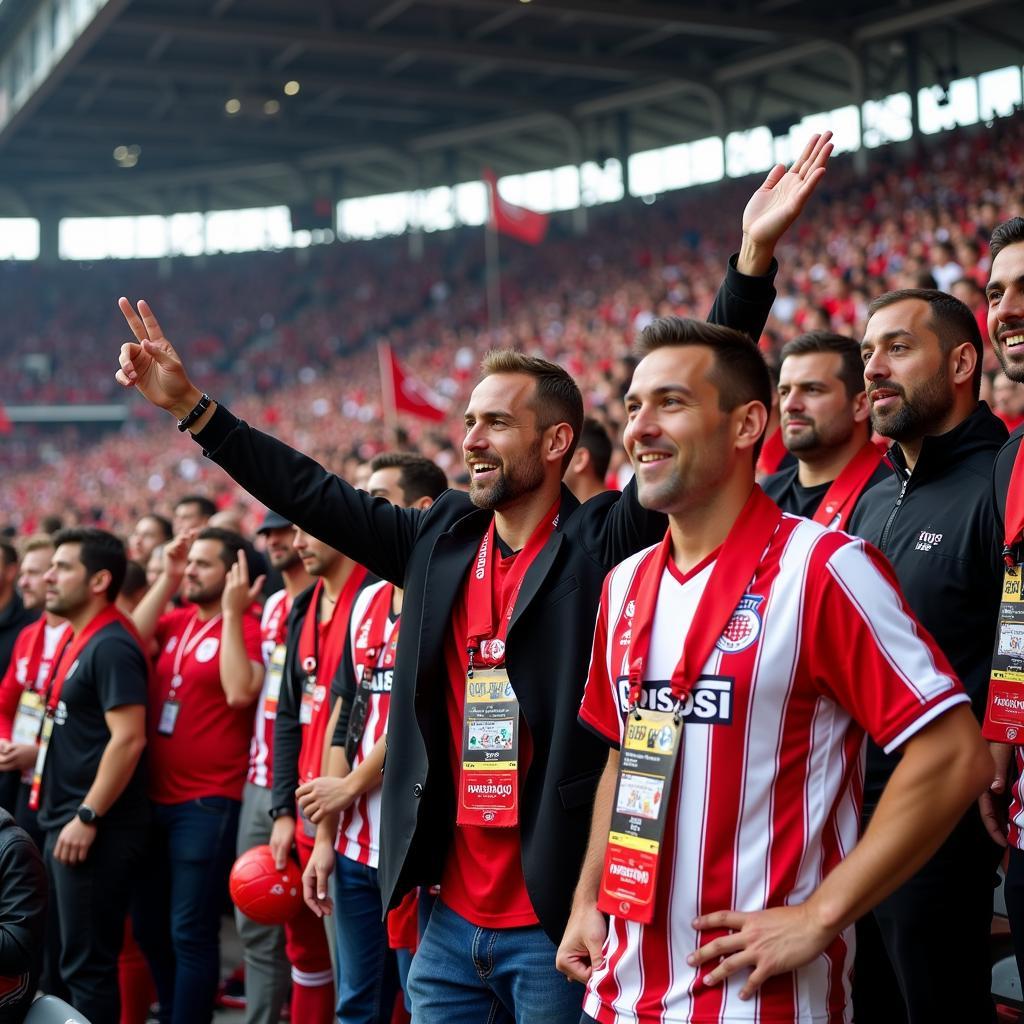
[457,667,520,827]
[264,643,287,718]
[598,708,683,924]
[11,691,45,747]
[984,561,1024,741]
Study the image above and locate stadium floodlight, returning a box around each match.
[264,100,280,115]
[284,80,300,96]
[225,98,241,115]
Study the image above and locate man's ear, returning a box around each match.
[734,401,769,454]
[546,422,575,467]
[88,568,113,598]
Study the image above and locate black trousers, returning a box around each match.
[44,823,147,1024]
[852,807,1000,1024]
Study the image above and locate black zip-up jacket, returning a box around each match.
[193,258,776,942]
[0,809,45,1024]
[848,402,1007,800]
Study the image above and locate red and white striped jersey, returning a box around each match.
[336,579,396,869]
[247,589,291,789]
[580,515,967,1024]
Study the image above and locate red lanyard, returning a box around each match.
[353,583,399,680]
[22,619,71,694]
[812,442,885,531]
[298,567,369,676]
[169,611,222,692]
[465,497,561,668]
[622,486,782,712]
[44,605,124,717]
[1005,441,1024,563]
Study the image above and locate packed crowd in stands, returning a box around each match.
[1,112,1023,538]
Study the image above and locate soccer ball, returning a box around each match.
[229,845,303,925]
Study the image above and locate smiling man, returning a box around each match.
[848,288,1006,1024]
[761,331,886,528]
[555,317,990,1024]
[113,134,833,1024]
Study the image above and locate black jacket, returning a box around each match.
[0,809,45,1024]
[193,259,776,942]
[272,579,376,814]
[848,403,1007,798]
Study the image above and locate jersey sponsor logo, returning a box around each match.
[716,593,764,653]
[194,637,219,663]
[615,675,733,724]
[915,530,943,552]
[367,668,393,694]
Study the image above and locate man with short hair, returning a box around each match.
[850,287,1007,1023]
[557,317,991,1024]
[267,526,370,1024]
[564,418,613,504]
[131,527,264,1024]
[0,541,37,815]
[0,536,68,843]
[36,527,149,1023]
[172,495,217,536]
[127,514,173,566]
[234,511,312,1024]
[974,217,1024,981]
[115,132,832,1023]
[300,452,447,1024]
[762,331,887,527]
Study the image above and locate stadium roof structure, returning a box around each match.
[0,0,1019,218]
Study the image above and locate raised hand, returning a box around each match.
[162,529,196,580]
[222,549,265,618]
[115,298,202,417]
[742,131,833,251]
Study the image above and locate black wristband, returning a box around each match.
[268,805,294,821]
[177,393,211,432]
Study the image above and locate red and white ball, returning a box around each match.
[229,845,303,925]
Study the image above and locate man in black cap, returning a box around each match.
[234,510,311,1024]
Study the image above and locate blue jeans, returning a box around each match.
[407,900,585,1024]
[333,854,399,1024]
[133,796,240,1024]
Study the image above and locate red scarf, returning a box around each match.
[465,497,561,667]
[812,442,885,531]
[623,487,782,709]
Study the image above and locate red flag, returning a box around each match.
[483,169,549,246]
[378,343,449,423]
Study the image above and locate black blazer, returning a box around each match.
[192,257,777,941]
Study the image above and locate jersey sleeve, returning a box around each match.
[91,632,149,713]
[806,536,969,754]
[579,571,623,749]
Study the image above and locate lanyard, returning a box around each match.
[22,619,71,694]
[44,604,126,717]
[169,611,222,694]
[1004,440,1024,564]
[465,497,561,670]
[298,566,370,679]
[622,486,782,714]
[812,442,885,531]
